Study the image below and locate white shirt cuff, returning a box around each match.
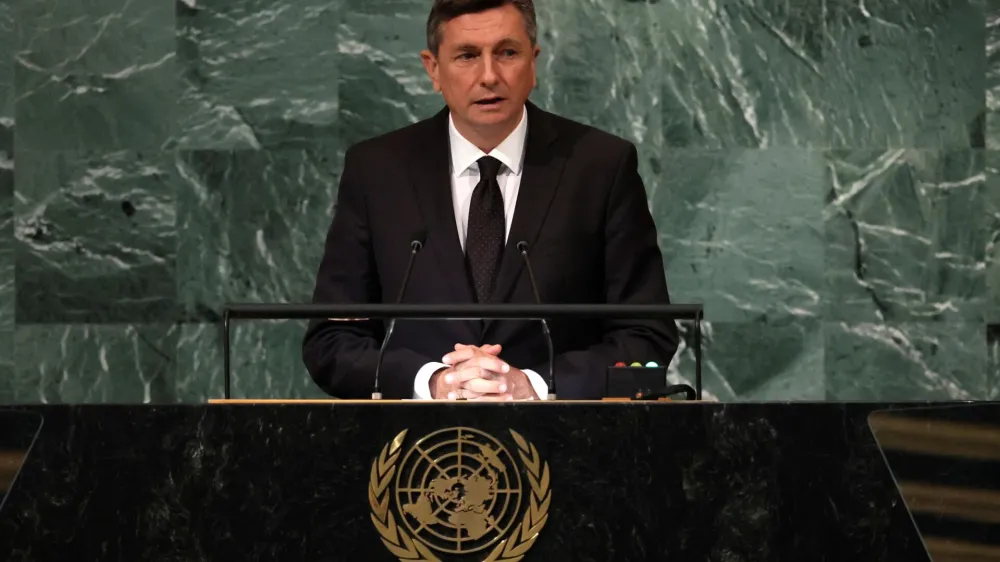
[522,369,550,400]
[413,362,449,399]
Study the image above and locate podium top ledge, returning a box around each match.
[205,399,692,404]
[223,302,703,321]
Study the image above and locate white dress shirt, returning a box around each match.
[411,106,550,400]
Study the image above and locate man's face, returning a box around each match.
[421,4,539,135]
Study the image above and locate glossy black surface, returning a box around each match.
[0,402,940,561]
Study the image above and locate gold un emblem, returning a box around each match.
[369,427,551,561]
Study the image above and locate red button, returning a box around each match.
[614,362,626,367]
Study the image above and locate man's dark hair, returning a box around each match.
[426,0,537,55]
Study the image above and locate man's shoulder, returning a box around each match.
[538,107,635,159]
[344,110,445,162]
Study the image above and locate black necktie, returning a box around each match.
[465,156,505,303]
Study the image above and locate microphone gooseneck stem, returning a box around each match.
[395,241,422,303]
[518,242,556,400]
[373,240,423,400]
[539,318,555,401]
[371,319,396,400]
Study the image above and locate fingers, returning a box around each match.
[442,357,510,395]
[444,344,502,365]
[455,343,502,354]
[442,350,510,373]
[442,348,477,365]
[445,368,507,394]
[463,376,507,394]
[443,357,510,384]
[437,348,513,401]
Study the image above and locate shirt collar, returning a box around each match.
[448,105,528,177]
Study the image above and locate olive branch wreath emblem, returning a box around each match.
[368,429,551,561]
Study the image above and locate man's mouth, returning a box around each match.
[474,97,505,106]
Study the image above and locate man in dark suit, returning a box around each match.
[302,0,679,400]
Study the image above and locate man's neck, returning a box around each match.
[451,114,521,153]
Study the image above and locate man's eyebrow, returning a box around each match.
[452,38,524,51]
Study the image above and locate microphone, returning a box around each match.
[373,235,425,399]
[516,241,556,400]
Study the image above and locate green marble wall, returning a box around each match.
[0,0,997,403]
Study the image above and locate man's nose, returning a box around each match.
[480,55,499,85]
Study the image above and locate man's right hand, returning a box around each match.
[430,344,512,400]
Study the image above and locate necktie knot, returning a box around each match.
[477,156,503,182]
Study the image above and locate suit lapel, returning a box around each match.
[408,107,480,336]
[488,103,565,329]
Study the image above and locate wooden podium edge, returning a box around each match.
[206,398,693,404]
[208,399,389,404]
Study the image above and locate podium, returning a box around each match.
[223,302,706,401]
[0,401,972,561]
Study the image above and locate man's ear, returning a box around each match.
[420,50,441,92]
[531,45,540,89]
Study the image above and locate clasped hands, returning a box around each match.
[430,344,538,401]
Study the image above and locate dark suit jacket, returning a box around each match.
[302,101,679,399]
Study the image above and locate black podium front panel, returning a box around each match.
[0,402,946,561]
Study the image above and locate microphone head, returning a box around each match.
[410,230,427,251]
[516,240,528,253]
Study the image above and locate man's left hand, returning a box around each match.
[442,344,538,401]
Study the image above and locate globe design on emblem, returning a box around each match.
[394,427,523,555]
